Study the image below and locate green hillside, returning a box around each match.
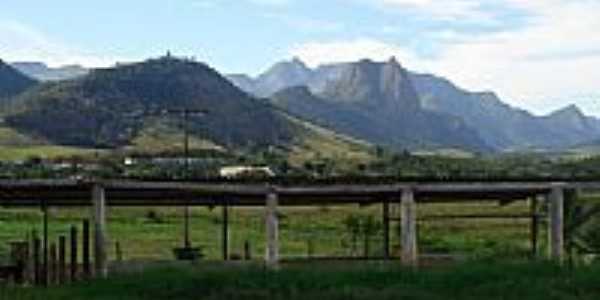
[4,57,299,149]
[0,57,374,163]
[0,59,37,99]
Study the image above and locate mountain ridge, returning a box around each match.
[228,58,600,151]
[270,59,490,151]
[4,57,300,149]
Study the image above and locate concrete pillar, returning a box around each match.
[93,184,108,278]
[265,191,279,269]
[548,186,564,262]
[401,188,418,267]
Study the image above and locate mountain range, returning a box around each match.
[1,55,599,156]
[227,58,600,151]
[269,58,488,151]
[2,57,305,150]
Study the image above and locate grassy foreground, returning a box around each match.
[2,261,600,300]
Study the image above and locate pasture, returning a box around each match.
[0,201,538,263]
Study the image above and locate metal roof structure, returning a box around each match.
[0,179,581,207]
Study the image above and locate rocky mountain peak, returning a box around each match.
[267,57,310,74]
[291,56,307,67]
[320,58,420,112]
[249,58,314,97]
[550,104,585,118]
[387,56,401,66]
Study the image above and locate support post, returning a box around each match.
[82,219,91,279]
[93,184,108,278]
[49,243,57,285]
[222,202,229,261]
[401,188,418,267]
[70,226,77,282]
[265,191,279,269]
[9,241,28,285]
[383,200,390,260]
[33,234,41,285]
[549,186,564,262]
[42,202,49,287]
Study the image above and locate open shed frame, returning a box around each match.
[0,179,590,276]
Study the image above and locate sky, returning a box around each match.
[0,0,599,116]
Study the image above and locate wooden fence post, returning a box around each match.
[42,202,49,286]
[10,241,29,285]
[33,235,41,285]
[59,235,66,284]
[83,219,91,279]
[49,243,57,285]
[70,226,78,282]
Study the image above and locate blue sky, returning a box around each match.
[1,0,599,116]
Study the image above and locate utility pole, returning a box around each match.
[183,110,190,248]
[92,106,207,252]
[161,108,207,250]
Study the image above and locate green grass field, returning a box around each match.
[2,261,599,300]
[0,125,96,161]
[0,201,591,300]
[0,201,540,264]
[0,146,98,161]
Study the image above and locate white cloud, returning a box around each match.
[368,0,495,23]
[261,13,344,33]
[0,20,121,67]
[290,1,600,116]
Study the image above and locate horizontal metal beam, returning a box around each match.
[0,179,586,208]
[418,214,545,220]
